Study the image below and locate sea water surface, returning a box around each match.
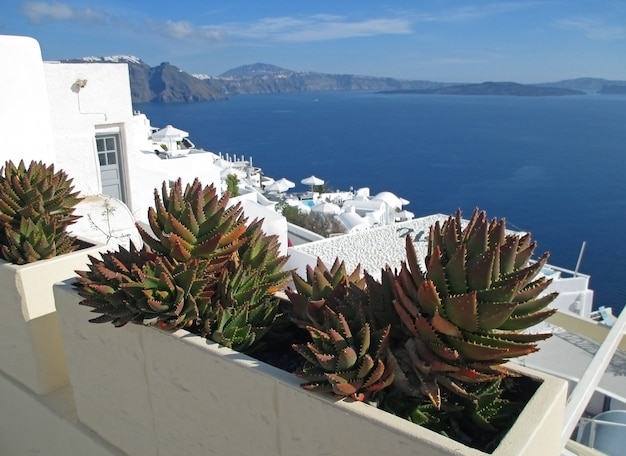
[136,91,626,313]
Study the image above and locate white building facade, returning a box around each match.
[0,34,287,250]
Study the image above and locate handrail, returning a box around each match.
[547,311,626,352]
[529,259,591,278]
[573,241,587,277]
[561,306,626,449]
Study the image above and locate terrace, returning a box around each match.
[1,34,624,455]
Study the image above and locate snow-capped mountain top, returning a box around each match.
[79,55,143,64]
[192,73,213,80]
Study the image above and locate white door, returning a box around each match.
[96,135,125,202]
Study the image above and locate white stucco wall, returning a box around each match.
[125,152,223,223]
[0,35,55,162]
[40,62,229,221]
[43,62,137,196]
[0,35,150,205]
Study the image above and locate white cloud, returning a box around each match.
[557,17,625,40]
[410,2,535,23]
[21,4,410,44]
[217,15,412,42]
[22,1,108,24]
[163,20,225,41]
[163,21,196,40]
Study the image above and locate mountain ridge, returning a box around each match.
[61,57,626,103]
[379,81,585,96]
[219,63,293,78]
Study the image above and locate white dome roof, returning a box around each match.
[372,191,402,208]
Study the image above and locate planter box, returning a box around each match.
[0,240,106,394]
[55,281,568,456]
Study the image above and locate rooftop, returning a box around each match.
[293,215,446,279]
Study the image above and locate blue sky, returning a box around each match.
[3,1,626,82]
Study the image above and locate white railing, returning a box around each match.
[561,305,626,451]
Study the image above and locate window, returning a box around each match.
[96,136,117,166]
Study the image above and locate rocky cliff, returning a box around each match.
[63,59,450,103]
[61,58,626,103]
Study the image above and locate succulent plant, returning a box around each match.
[377,386,450,428]
[1,215,77,264]
[0,159,82,264]
[221,218,291,305]
[461,379,524,432]
[286,257,366,327]
[137,178,247,265]
[281,208,558,445]
[0,160,82,227]
[75,242,218,329]
[200,219,291,352]
[292,310,395,401]
[291,257,366,301]
[286,257,401,346]
[76,177,291,353]
[202,299,282,352]
[284,258,396,400]
[390,209,557,408]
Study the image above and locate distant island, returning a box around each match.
[599,85,626,95]
[378,82,585,97]
[61,58,626,103]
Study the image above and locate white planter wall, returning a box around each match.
[0,242,106,394]
[57,306,156,456]
[55,281,567,456]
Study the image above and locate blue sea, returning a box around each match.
[136,91,626,313]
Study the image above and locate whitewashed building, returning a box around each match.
[0,34,287,251]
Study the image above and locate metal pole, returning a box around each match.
[574,241,586,277]
[561,306,626,448]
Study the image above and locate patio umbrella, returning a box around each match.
[311,201,341,215]
[301,175,324,187]
[151,125,189,153]
[276,177,295,189]
[151,125,189,142]
[301,175,324,193]
[266,178,295,193]
[261,176,275,185]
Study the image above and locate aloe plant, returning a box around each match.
[220,218,291,306]
[135,178,291,351]
[286,257,366,327]
[1,216,76,264]
[137,178,247,264]
[76,178,291,353]
[293,309,395,401]
[0,159,82,264]
[290,257,366,300]
[201,219,291,352]
[285,209,558,443]
[75,243,218,329]
[390,209,556,410]
[285,258,397,400]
